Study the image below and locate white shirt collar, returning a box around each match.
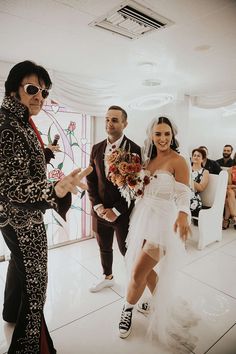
[106,134,124,150]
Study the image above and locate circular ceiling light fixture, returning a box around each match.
[138,61,156,72]
[128,93,174,111]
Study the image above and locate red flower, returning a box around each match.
[144,175,150,185]
[137,189,143,196]
[132,154,140,163]
[68,121,76,132]
[134,163,142,173]
[126,176,137,188]
[48,169,65,181]
[109,164,118,173]
[125,163,136,174]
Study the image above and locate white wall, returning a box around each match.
[188,106,236,160]
[94,101,181,147]
[94,102,236,161]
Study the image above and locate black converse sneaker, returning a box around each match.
[119,307,133,338]
[137,301,150,315]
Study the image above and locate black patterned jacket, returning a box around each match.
[0,96,70,228]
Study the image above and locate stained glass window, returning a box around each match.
[36,101,93,247]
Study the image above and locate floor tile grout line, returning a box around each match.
[77,262,126,297]
[181,270,236,300]
[110,287,125,297]
[218,250,236,259]
[72,257,126,297]
[203,322,236,354]
[50,297,123,334]
[74,261,101,279]
[185,238,236,266]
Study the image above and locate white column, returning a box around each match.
[175,94,191,156]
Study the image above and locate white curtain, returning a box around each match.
[1,59,236,112]
[51,71,120,116]
[0,60,120,116]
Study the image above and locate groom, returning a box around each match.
[87,105,141,292]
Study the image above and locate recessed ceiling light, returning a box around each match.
[142,79,161,87]
[128,93,174,110]
[138,62,156,72]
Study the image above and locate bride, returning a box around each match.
[118,116,198,352]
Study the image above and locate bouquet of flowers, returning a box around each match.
[106,148,150,205]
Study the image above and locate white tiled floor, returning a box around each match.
[0,228,236,354]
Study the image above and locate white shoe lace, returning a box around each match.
[120,309,132,329]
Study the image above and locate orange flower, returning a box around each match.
[110,174,118,185]
[115,175,126,187]
[118,161,129,176]
[106,151,120,164]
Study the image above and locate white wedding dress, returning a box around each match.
[125,170,199,353]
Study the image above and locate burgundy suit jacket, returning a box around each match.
[86,136,141,221]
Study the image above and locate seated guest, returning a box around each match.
[190,148,209,219]
[216,144,234,168]
[233,152,236,165]
[198,145,221,175]
[223,162,236,229]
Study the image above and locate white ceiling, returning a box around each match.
[0,0,236,112]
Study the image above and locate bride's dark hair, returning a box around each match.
[142,116,179,165]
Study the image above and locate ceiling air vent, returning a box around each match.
[89,0,174,40]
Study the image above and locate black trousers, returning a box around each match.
[94,214,129,275]
[1,222,56,354]
[2,255,21,323]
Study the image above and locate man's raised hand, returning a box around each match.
[55,166,93,198]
